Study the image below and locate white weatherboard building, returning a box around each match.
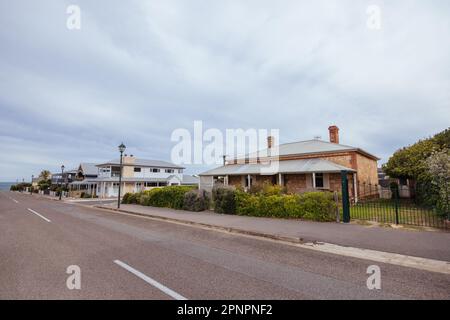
[68,155,199,198]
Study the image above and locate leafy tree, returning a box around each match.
[39,170,51,181]
[382,127,450,211]
[426,149,450,216]
[383,127,450,179]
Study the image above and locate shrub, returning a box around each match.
[10,183,32,192]
[235,191,336,221]
[248,182,286,196]
[122,192,133,204]
[183,189,210,212]
[139,186,196,209]
[212,186,236,214]
[139,193,151,206]
[297,192,336,221]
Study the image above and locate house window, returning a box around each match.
[134,167,141,172]
[245,176,253,187]
[165,169,174,173]
[145,182,158,187]
[159,182,167,187]
[151,168,160,173]
[315,173,324,188]
[178,169,183,173]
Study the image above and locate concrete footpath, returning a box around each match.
[95,203,450,262]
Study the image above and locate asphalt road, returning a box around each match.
[1,191,449,300]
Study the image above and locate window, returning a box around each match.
[178,169,183,173]
[245,176,253,187]
[134,167,141,172]
[315,173,324,188]
[144,182,158,187]
[151,168,160,173]
[165,169,174,173]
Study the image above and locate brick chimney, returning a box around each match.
[328,125,339,144]
[123,154,135,165]
[267,136,274,149]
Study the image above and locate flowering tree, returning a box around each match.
[426,149,450,218]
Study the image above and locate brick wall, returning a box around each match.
[284,174,307,193]
[228,175,242,187]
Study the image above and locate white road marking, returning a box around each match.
[11,198,19,203]
[26,208,51,223]
[114,260,187,300]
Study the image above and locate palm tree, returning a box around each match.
[39,170,51,181]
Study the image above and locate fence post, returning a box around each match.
[334,191,340,223]
[394,185,399,225]
[341,170,350,223]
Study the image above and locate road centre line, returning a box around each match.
[114,260,187,300]
[27,208,51,223]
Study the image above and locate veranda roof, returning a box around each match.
[199,158,355,176]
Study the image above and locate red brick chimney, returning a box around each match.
[267,136,274,149]
[328,125,339,144]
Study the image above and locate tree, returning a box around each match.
[426,149,450,217]
[39,170,51,181]
[383,127,450,179]
[382,127,450,209]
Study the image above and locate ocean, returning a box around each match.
[0,182,15,191]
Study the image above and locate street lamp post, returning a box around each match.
[30,175,34,195]
[117,143,126,209]
[59,165,65,200]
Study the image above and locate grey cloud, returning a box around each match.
[0,0,449,180]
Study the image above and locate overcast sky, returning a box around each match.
[0,0,449,181]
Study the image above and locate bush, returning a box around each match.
[80,192,94,199]
[122,192,139,204]
[297,192,336,221]
[137,186,196,209]
[212,186,237,214]
[183,189,210,212]
[10,183,32,192]
[236,190,336,221]
[249,182,285,196]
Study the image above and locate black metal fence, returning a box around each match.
[348,182,449,229]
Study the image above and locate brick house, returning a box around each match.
[199,126,379,200]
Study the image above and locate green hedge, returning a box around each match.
[122,186,197,210]
[212,186,236,214]
[122,192,139,204]
[218,187,337,221]
[182,189,210,212]
[122,185,337,221]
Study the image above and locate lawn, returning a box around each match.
[349,199,447,228]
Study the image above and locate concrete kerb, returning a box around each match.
[94,205,450,275]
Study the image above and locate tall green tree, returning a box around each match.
[38,170,51,181]
[383,127,450,179]
[382,127,450,210]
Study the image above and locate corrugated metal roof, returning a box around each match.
[79,163,98,176]
[182,174,199,185]
[200,158,355,176]
[240,139,379,160]
[96,158,184,169]
[85,177,172,183]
